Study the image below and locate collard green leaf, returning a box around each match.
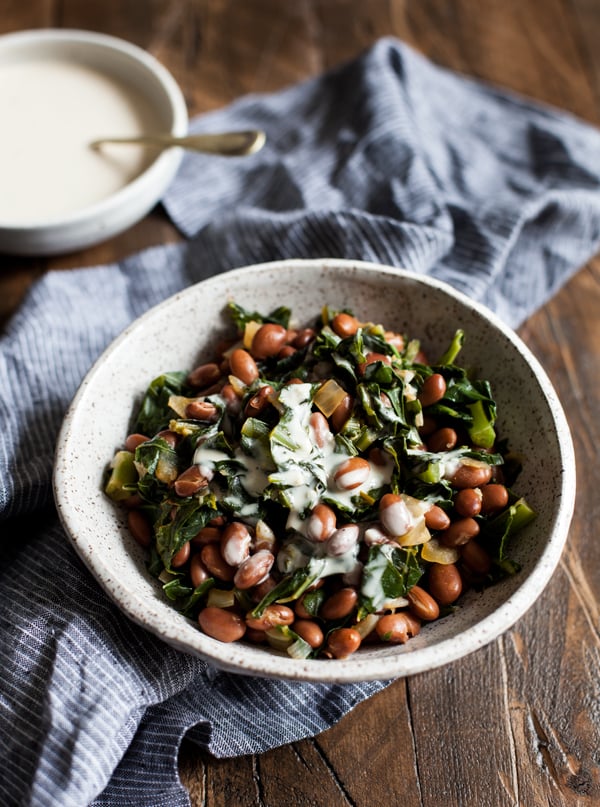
[163,578,215,616]
[358,544,423,617]
[227,301,291,330]
[478,497,536,572]
[134,371,190,436]
[105,450,138,500]
[155,501,215,569]
[436,329,464,365]
[250,557,327,617]
[134,437,179,500]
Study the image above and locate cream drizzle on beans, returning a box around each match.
[106,303,535,660]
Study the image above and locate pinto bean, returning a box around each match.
[418,373,446,407]
[331,313,360,338]
[320,588,358,620]
[124,433,149,452]
[384,331,404,351]
[375,612,421,643]
[220,383,241,414]
[188,362,222,389]
[198,607,246,643]
[251,323,288,359]
[357,352,392,376]
[244,385,274,417]
[306,503,337,542]
[191,526,222,546]
[407,586,440,621]
[379,493,412,537]
[293,620,324,649]
[326,628,362,658]
[220,522,252,567]
[127,510,152,548]
[233,550,274,590]
[171,541,190,568]
[364,526,389,546]
[333,457,371,490]
[424,505,451,531]
[190,554,211,588]
[326,524,360,557]
[229,349,259,385]
[185,400,219,421]
[173,466,209,497]
[292,328,316,348]
[439,517,480,548]
[449,462,493,489]
[460,540,493,575]
[309,411,331,448]
[427,427,458,453]
[454,487,483,517]
[249,575,278,603]
[245,604,295,631]
[200,543,236,582]
[428,563,463,605]
[156,429,179,448]
[294,595,312,620]
[329,394,353,432]
[122,493,143,510]
[480,484,509,515]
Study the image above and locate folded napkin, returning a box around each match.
[2,38,600,807]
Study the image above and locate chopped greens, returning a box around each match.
[105,303,536,660]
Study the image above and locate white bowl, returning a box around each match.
[0,29,187,255]
[53,259,575,682]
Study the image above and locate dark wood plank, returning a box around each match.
[569,0,600,108]
[402,0,600,121]
[315,678,422,805]
[0,0,56,31]
[2,1,600,805]
[170,2,600,803]
[502,566,600,803]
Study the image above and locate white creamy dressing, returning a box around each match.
[274,384,395,533]
[194,383,394,532]
[438,449,479,481]
[276,540,360,578]
[360,543,402,610]
[0,57,161,223]
[192,382,398,582]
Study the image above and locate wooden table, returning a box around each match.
[2,3,598,805]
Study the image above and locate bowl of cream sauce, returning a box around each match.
[0,29,188,255]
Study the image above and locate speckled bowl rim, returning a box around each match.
[53,259,576,682]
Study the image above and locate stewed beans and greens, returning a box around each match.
[105,303,535,659]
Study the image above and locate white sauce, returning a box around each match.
[193,383,394,537]
[0,57,161,223]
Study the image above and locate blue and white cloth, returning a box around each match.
[1,38,600,807]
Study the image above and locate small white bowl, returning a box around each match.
[53,259,576,682]
[0,29,187,255]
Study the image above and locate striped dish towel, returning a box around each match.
[2,38,600,807]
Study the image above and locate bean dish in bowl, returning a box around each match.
[53,259,575,682]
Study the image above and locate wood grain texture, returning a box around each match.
[2,1,600,805]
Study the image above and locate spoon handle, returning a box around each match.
[90,129,266,156]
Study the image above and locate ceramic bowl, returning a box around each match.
[53,259,575,682]
[0,29,187,255]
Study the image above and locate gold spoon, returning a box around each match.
[90,129,266,157]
